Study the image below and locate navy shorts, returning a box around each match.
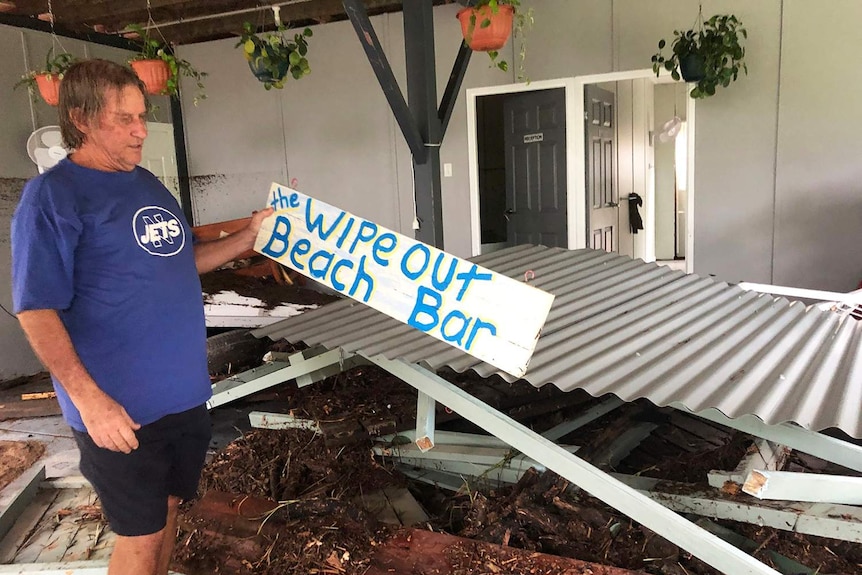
[73,404,211,537]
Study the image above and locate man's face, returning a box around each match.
[77,85,148,172]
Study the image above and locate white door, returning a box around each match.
[140,122,181,206]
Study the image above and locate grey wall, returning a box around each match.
[177,0,862,290]
[178,5,505,250]
[0,25,149,379]
[772,0,862,290]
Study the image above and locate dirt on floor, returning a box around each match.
[0,440,45,492]
[171,360,862,575]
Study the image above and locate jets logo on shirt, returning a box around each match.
[133,206,186,256]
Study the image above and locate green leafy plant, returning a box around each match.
[651,14,747,99]
[459,0,533,79]
[236,21,312,90]
[14,47,76,94]
[126,23,207,104]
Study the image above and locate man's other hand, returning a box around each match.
[79,392,141,453]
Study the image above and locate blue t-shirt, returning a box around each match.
[11,158,211,432]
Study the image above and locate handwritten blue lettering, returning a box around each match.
[401,244,430,280]
[261,215,292,257]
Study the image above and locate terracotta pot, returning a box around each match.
[130,59,170,95]
[34,74,61,106]
[457,4,514,52]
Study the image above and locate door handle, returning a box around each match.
[504,209,515,221]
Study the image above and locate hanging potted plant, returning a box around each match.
[126,23,207,104]
[651,13,748,99]
[236,22,313,90]
[14,48,76,106]
[456,0,533,79]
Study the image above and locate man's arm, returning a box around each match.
[17,309,141,453]
[193,208,274,274]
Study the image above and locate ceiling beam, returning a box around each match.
[163,0,400,45]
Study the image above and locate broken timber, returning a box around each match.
[742,469,862,505]
[382,432,862,544]
[673,404,862,473]
[369,356,783,575]
[207,347,362,409]
[708,439,790,489]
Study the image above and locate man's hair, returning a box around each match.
[58,59,149,149]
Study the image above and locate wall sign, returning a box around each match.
[254,183,555,377]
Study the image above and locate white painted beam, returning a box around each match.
[673,405,862,473]
[374,443,523,466]
[590,421,657,469]
[207,348,354,408]
[541,396,625,441]
[376,430,511,448]
[742,470,862,505]
[415,391,435,452]
[248,411,320,433]
[708,439,789,489]
[613,473,862,543]
[370,356,781,575]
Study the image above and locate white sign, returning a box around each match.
[523,133,544,143]
[254,184,555,377]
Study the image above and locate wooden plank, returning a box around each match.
[0,466,45,544]
[612,472,862,543]
[0,489,58,563]
[254,184,555,378]
[12,488,101,564]
[708,439,789,490]
[669,412,732,447]
[381,487,428,527]
[742,470,862,505]
[19,393,56,401]
[365,528,647,575]
[248,412,320,433]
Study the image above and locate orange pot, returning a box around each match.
[130,59,170,95]
[34,74,61,106]
[457,4,514,51]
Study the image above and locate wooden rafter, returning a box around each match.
[4,0,460,45]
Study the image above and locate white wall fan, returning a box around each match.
[26,126,68,174]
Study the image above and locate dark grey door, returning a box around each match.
[585,85,618,252]
[503,88,567,247]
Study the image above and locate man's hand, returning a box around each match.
[194,207,275,274]
[248,207,275,236]
[78,391,141,453]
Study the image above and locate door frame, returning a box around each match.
[466,78,580,256]
[466,71,696,273]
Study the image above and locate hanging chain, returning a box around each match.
[46,0,68,57]
[692,3,705,33]
[146,0,170,47]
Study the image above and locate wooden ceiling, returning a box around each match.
[0,0,459,46]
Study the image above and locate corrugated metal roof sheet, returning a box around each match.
[254,246,862,438]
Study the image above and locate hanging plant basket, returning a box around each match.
[245,39,290,85]
[679,53,706,82]
[130,59,170,95]
[457,4,514,51]
[34,73,62,106]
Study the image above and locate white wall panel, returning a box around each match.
[773,0,862,291]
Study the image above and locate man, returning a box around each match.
[11,59,272,575]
